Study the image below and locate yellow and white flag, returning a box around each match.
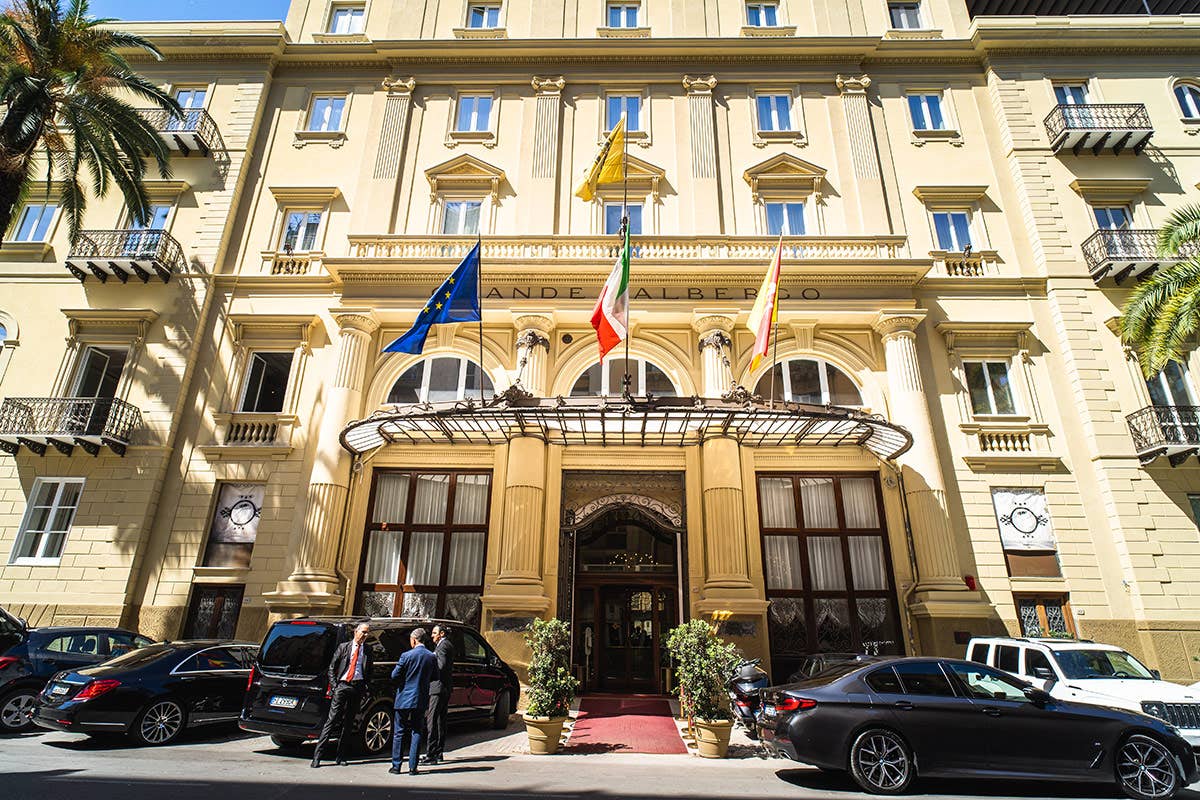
[574,116,626,202]
[746,235,783,371]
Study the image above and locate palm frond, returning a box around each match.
[1158,203,1200,258]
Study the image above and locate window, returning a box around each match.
[108,632,153,657]
[1146,361,1195,407]
[995,644,1020,673]
[239,351,294,413]
[10,479,84,564]
[45,632,101,655]
[1025,649,1056,679]
[967,642,989,664]
[124,205,171,258]
[457,629,489,664]
[964,361,1016,416]
[466,3,501,28]
[755,359,862,405]
[932,210,972,251]
[73,347,127,399]
[442,201,482,235]
[1053,84,1089,105]
[176,647,244,673]
[946,662,1029,702]
[907,93,946,131]
[865,667,902,693]
[604,204,642,235]
[280,210,322,253]
[387,357,494,403]
[328,4,365,33]
[756,93,794,132]
[606,93,642,132]
[202,483,264,568]
[746,2,779,26]
[893,661,956,696]
[306,96,346,132]
[129,204,171,231]
[570,357,678,397]
[607,2,639,27]
[12,203,56,242]
[1052,647,1153,680]
[1189,494,1200,531]
[1092,206,1131,230]
[888,1,922,29]
[765,202,805,236]
[455,94,493,132]
[168,87,207,132]
[358,470,492,626]
[1017,594,1076,638]
[183,585,245,639]
[991,488,1060,578]
[1175,83,1200,120]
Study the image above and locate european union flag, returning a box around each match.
[384,242,482,353]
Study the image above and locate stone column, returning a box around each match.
[836,75,890,235]
[872,311,964,593]
[267,310,379,612]
[513,314,554,396]
[692,313,736,398]
[683,75,723,233]
[527,76,565,234]
[354,77,416,233]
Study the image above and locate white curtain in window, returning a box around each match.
[848,536,888,590]
[807,536,846,590]
[763,536,803,590]
[799,478,837,528]
[758,477,797,528]
[842,478,880,528]
[405,531,444,585]
[447,530,485,585]
[372,474,410,523]
[412,474,449,524]
[453,475,490,525]
[363,530,403,584]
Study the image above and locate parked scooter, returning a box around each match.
[727,658,770,740]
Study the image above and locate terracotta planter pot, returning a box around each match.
[523,714,568,755]
[692,718,733,758]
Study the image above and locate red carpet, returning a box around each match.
[566,696,687,754]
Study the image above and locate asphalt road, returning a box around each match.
[2,723,1199,800]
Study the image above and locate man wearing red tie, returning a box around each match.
[312,622,372,768]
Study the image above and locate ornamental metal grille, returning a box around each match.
[136,107,225,156]
[0,396,142,456]
[1126,405,1200,456]
[66,229,186,282]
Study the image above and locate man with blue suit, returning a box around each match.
[389,628,437,775]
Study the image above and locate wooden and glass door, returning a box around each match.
[592,585,675,693]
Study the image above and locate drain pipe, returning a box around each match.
[886,462,922,657]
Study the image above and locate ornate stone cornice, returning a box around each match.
[691,313,736,336]
[381,76,416,95]
[872,310,926,340]
[531,75,565,94]
[836,74,872,94]
[514,313,555,335]
[682,74,718,95]
[332,309,380,336]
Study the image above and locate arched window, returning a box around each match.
[387,357,494,404]
[0,324,8,347]
[1175,82,1200,120]
[570,357,678,397]
[755,359,862,406]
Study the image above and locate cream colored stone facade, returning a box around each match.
[2,1,1200,683]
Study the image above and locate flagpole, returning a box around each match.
[477,233,485,404]
[621,112,631,399]
[769,233,782,409]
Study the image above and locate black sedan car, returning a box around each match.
[758,657,1199,800]
[32,641,257,746]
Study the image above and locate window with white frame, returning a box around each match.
[604,203,642,235]
[1092,206,1131,230]
[932,210,972,251]
[571,357,678,397]
[1146,362,1196,407]
[455,94,494,132]
[239,351,294,413]
[12,202,56,242]
[888,2,923,29]
[756,93,794,132]
[328,4,365,33]
[607,1,639,27]
[964,361,1017,416]
[1053,84,1089,105]
[606,93,643,132]
[765,202,805,236]
[907,92,946,130]
[388,357,495,403]
[306,95,346,132]
[1175,83,1200,120]
[280,210,323,252]
[442,201,482,235]
[754,359,863,405]
[746,1,779,26]
[466,3,501,28]
[10,478,84,565]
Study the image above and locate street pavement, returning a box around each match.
[2,721,1199,800]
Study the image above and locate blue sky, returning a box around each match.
[91,0,289,20]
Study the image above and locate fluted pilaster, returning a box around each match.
[373,77,416,180]
[836,75,890,234]
[531,77,565,180]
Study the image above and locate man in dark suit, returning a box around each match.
[422,624,455,765]
[312,622,372,768]
[389,627,437,775]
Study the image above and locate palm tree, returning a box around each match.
[0,0,180,245]
[1119,203,1200,378]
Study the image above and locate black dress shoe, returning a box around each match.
[388,766,402,775]
[419,755,439,765]
[409,769,420,776]
[336,759,348,766]
[310,759,320,769]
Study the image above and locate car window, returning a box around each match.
[995,645,1020,673]
[1025,649,1055,677]
[107,632,151,657]
[232,646,259,668]
[177,647,244,672]
[101,644,178,670]
[258,622,337,677]
[376,629,412,661]
[459,630,489,665]
[967,642,988,664]
[44,632,101,656]
[892,662,957,697]
[1052,649,1155,680]
[865,666,902,694]
[946,662,1029,702]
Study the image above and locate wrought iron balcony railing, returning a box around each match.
[137,107,225,157]
[1043,103,1153,155]
[1126,405,1200,466]
[0,396,142,457]
[65,229,186,283]
[1080,229,1189,283]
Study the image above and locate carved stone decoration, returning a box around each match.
[698,330,731,353]
[382,76,416,95]
[564,493,684,531]
[516,329,550,351]
[872,311,925,342]
[682,74,718,95]
[835,74,872,95]
[531,75,566,94]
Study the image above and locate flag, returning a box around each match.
[574,116,626,202]
[746,235,783,371]
[591,224,630,359]
[384,242,481,354]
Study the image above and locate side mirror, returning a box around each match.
[1032,666,1055,682]
[1151,669,1161,680]
[1023,686,1052,706]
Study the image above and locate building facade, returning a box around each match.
[3,0,1200,688]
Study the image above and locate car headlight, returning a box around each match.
[1141,701,1168,720]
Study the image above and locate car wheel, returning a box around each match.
[491,690,511,730]
[0,688,37,733]
[270,735,304,750]
[132,699,186,746]
[360,705,392,755]
[849,728,915,795]
[1116,734,1180,800]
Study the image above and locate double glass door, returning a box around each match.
[579,584,676,693]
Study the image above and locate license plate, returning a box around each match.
[50,684,69,696]
[269,695,298,709]
[762,705,776,718]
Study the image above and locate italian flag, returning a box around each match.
[747,235,783,371]
[591,225,630,359]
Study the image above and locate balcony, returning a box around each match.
[1081,229,1190,283]
[137,108,225,157]
[205,412,296,458]
[0,397,142,457]
[65,229,186,283]
[930,249,1000,278]
[1044,104,1153,156]
[1127,405,1200,465]
[959,420,1060,471]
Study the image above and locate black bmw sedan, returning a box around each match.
[758,657,1199,800]
[32,641,257,746]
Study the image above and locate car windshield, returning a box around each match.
[99,644,179,670]
[1052,649,1155,680]
[259,622,337,677]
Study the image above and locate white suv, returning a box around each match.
[966,636,1200,748]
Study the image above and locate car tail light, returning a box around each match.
[246,666,258,693]
[0,656,17,670]
[74,679,121,702]
[775,696,817,713]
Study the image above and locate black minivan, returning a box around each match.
[240,616,519,755]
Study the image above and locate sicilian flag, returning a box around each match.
[575,116,626,202]
[591,224,630,359]
[383,242,482,353]
[746,235,783,371]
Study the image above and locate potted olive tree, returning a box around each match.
[667,619,740,758]
[522,617,579,755]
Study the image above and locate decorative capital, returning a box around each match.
[513,313,555,336]
[682,74,718,95]
[531,75,566,94]
[835,74,872,95]
[872,310,926,340]
[333,309,380,336]
[516,329,550,351]
[691,312,736,336]
[697,330,731,353]
[382,76,416,95]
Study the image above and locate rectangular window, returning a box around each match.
[907,93,946,130]
[932,210,972,251]
[964,361,1016,416]
[12,203,56,242]
[1092,206,1131,230]
[442,201,482,235]
[607,2,639,27]
[281,210,322,252]
[124,205,171,257]
[1053,84,1089,105]
[1015,594,1075,638]
[766,202,805,236]
[756,93,794,132]
[10,478,84,564]
[606,93,642,132]
[1146,361,1194,407]
[184,585,245,640]
[306,95,346,132]
[455,94,493,132]
[992,488,1061,578]
[202,483,264,568]
[239,351,294,413]
[128,205,171,231]
[467,3,501,28]
[604,204,642,235]
[888,1,923,28]
[746,2,778,26]
[73,346,128,399]
[328,4,365,33]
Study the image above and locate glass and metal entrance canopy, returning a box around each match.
[340,391,913,460]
